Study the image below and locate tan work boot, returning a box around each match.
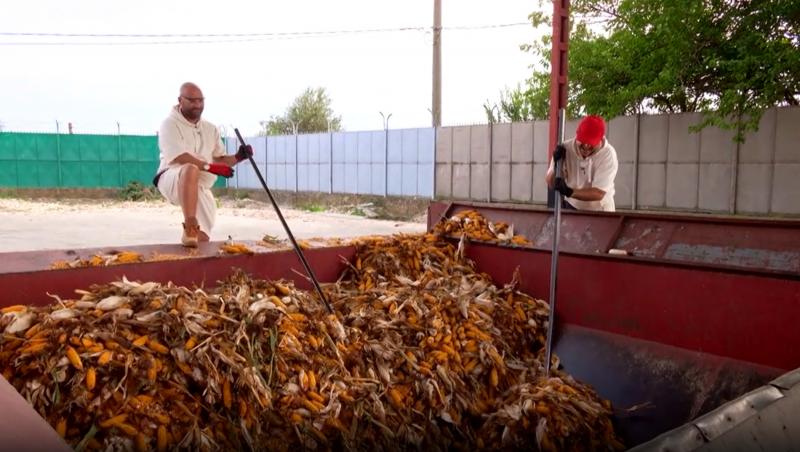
[181,219,200,248]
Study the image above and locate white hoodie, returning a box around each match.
[157,105,226,188]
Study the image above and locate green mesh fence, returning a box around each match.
[0,132,226,188]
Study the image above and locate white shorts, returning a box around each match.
[156,164,218,236]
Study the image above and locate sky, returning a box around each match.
[0,1,545,136]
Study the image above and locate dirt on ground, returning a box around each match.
[0,187,431,223]
[0,188,429,253]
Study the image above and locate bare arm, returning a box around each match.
[170,152,206,168]
[171,153,240,168]
[568,187,606,201]
[213,155,239,166]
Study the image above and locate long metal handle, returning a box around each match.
[544,109,566,376]
[234,128,333,313]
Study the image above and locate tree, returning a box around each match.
[489,0,800,140]
[259,87,343,135]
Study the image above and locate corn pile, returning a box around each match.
[51,251,145,269]
[3,233,621,451]
[433,210,531,246]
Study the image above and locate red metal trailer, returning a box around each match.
[1,202,798,449]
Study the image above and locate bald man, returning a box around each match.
[153,82,253,247]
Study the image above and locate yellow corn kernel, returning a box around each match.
[490,367,499,387]
[301,398,321,413]
[86,367,96,390]
[147,365,157,382]
[55,418,67,438]
[536,402,550,415]
[177,362,192,375]
[132,335,148,347]
[23,323,42,339]
[134,433,148,452]
[307,391,325,404]
[222,379,232,409]
[184,336,197,350]
[157,425,168,452]
[286,312,307,322]
[65,346,83,370]
[20,341,49,355]
[149,412,171,425]
[98,351,113,366]
[116,422,138,437]
[147,340,169,355]
[388,388,404,409]
[269,295,286,309]
[99,414,128,428]
[308,370,317,390]
[274,283,291,296]
[1,305,26,314]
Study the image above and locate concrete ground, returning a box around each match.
[0,198,426,253]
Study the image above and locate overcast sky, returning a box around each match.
[0,1,544,136]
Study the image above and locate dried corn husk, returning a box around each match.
[433,210,531,246]
[5,232,621,451]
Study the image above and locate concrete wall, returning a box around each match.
[228,128,435,198]
[434,107,800,216]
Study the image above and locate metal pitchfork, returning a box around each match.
[544,109,566,377]
[233,128,333,313]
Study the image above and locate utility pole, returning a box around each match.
[432,0,442,128]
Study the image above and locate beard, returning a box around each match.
[180,106,203,121]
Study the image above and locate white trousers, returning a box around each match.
[156,164,217,236]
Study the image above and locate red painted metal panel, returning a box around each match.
[616,219,800,273]
[428,201,800,276]
[465,243,800,371]
[554,325,782,447]
[548,0,571,153]
[0,246,355,307]
[0,376,71,451]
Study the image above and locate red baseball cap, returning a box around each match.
[576,115,605,147]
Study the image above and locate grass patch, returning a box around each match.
[300,203,326,213]
[118,181,159,201]
[0,189,18,199]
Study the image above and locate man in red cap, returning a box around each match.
[545,115,619,211]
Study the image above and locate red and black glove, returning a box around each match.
[205,163,234,178]
[235,144,254,163]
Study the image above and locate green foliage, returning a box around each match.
[118,181,158,201]
[491,0,800,141]
[259,87,343,136]
[299,203,326,213]
[0,189,17,199]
